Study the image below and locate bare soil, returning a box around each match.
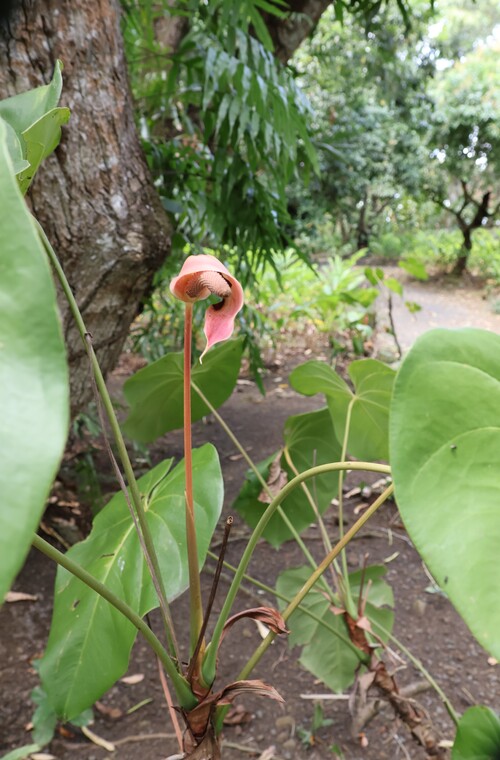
[2,272,500,760]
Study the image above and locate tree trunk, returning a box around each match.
[453,228,472,276]
[261,0,332,62]
[0,0,172,414]
[356,193,370,250]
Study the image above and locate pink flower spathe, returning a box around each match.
[170,254,244,359]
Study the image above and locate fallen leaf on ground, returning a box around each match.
[223,704,253,726]
[5,591,37,603]
[120,673,144,685]
[95,701,124,720]
[258,746,276,760]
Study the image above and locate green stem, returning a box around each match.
[213,482,394,733]
[37,222,179,662]
[191,382,335,602]
[206,551,368,664]
[202,462,391,685]
[282,446,341,591]
[370,619,459,726]
[32,535,196,709]
[338,398,355,596]
[240,483,393,672]
[184,306,204,662]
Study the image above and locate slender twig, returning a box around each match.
[187,517,233,683]
[156,656,184,752]
[32,534,195,708]
[202,462,391,686]
[387,292,403,359]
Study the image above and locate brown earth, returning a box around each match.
[2,272,500,760]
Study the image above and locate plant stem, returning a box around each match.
[191,382,335,601]
[239,483,393,673]
[338,396,356,618]
[206,551,368,664]
[37,222,179,662]
[32,534,195,709]
[213,482,394,733]
[202,462,391,685]
[282,446,341,590]
[183,305,204,662]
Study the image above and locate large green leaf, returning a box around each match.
[0,60,69,193]
[290,358,395,460]
[39,445,223,719]
[452,706,500,760]
[0,122,69,602]
[390,328,500,659]
[276,565,394,693]
[233,408,341,547]
[123,337,244,443]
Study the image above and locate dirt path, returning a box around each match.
[376,269,500,358]
[2,274,500,760]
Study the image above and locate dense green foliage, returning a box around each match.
[122,1,317,268]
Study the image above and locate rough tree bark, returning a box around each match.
[0,0,172,414]
[261,0,332,62]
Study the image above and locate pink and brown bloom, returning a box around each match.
[170,254,244,358]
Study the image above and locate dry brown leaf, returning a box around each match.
[257,452,288,504]
[222,704,253,726]
[221,607,289,648]
[95,700,124,720]
[258,747,276,760]
[186,679,284,739]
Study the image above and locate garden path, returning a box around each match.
[375,268,500,358]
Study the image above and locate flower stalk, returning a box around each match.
[183,303,204,665]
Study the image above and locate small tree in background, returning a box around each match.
[425,41,500,274]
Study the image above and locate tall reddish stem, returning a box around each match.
[184,304,204,665]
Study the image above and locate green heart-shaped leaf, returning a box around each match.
[123,337,244,442]
[290,358,395,460]
[452,706,500,759]
[39,445,223,719]
[390,328,500,659]
[0,122,69,601]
